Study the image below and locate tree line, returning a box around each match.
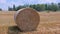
[0,3,60,11]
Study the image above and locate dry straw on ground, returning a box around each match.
[14,8,40,32]
[0,11,60,34]
[0,25,8,34]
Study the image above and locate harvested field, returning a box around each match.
[0,11,60,34]
[0,11,16,26]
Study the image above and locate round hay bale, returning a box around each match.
[14,8,40,32]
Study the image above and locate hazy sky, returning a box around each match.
[0,0,60,10]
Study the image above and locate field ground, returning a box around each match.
[0,11,60,34]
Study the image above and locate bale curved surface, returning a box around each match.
[14,8,40,32]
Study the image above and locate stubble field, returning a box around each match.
[0,11,60,34]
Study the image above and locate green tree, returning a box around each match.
[0,8,2,11]
[8,7,13,11]
[58,3,60,10]
[38,4,45,11]
[15,5,26,11]
[45,4,48,10]
[29,4,45,11]
[13,4,16,11]
[47,3,58,11]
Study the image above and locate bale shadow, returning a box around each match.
[8,26,37,34]
[8,26,22,34]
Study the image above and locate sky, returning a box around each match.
[0,0,60,10]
